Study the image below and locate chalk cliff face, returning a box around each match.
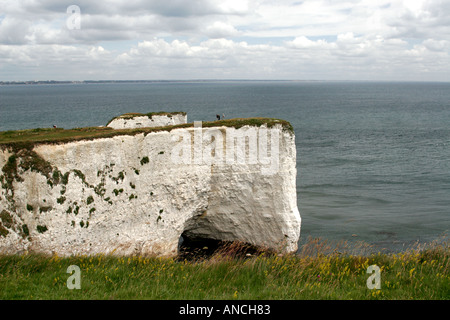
[107,112,187,129]
[0,121,300,257]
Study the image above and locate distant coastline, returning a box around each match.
[0,79,298,86]
[1,79,448,86]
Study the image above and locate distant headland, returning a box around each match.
[0,80,296,86]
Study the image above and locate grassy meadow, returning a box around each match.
[0,238,448,300]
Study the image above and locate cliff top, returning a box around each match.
[0,117,293,149]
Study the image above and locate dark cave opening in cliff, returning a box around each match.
[177,232,267,261]
[177,232,224,260]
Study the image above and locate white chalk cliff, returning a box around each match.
[0,116,301,257]
[107,112,187,129]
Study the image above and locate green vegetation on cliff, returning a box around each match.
[0,117,293,148]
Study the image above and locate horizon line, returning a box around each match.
[1,79,450,85]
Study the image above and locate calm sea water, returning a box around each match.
[1,81,449,253]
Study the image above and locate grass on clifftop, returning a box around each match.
[0,118,293,148]
[0,238,448,300]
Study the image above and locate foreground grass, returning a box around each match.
[0,241,448,300]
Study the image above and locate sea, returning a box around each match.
[1,80,449,254]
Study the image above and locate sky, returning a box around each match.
[0,0,449,81]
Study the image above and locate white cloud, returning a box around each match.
[423,38,450,51]
[286,36,333,49]
[0,0,449,81]
[204,21,240,39]
[0,16,33,45]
